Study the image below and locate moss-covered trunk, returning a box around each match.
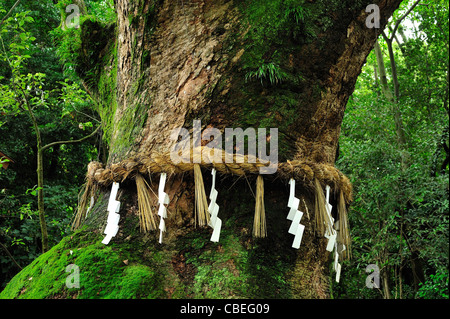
[1,0,403,299]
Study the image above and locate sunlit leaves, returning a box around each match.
[335,0,448,299]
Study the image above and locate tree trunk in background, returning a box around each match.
[24,99,48,253]
[72,0,402,298]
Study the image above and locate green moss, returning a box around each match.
[1,177,327,299]
[166,180,301,299]
[95,0,162,159]
[107,100,149,159]
[92,24,150,159]
[77,18,116,87]
[184,234,290,299]
[0,231,92,298]
[105,264,163,299]
[96,37,118,148]
[0,237,70,299]
[54,15,119,152]
[0,230,168,299]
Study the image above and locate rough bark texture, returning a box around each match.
[97,0,400,165]
[1,0,403,299]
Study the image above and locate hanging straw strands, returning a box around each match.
[314,178,334,237]
[253,175,267,238]
[72,182,91,230]
[74,147,352,250]
[72,161,101,230]
[136,174,157,232]
[194,164,210,227]
[337,189,351,259]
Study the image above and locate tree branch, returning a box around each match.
[41,124,101,152]
[0,240,22,270]
[0,0,21,27]
[381,29,390,43]
[71,105,101,124]
[390,0,421,40]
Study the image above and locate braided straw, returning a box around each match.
[85,146,352,203]
[74,147,353,253]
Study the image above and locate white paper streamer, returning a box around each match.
[333,242,339,270]
[210,218,222,242]
[287,178,305,249]
[208,168,222,242]
[333,241,342,282]
[158,173,169,244]
[324,185,337,252]
[288,210,303,234]
[287,197,299,221]
[335,262,342,283]
[287,178,296,208]
[102,182,121,245]
[85,196,95,219]
[292,224,305,249]
[324,185,342,282]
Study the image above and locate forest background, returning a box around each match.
[0,0,448,299]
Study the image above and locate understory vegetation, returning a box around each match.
[335,0,449,299]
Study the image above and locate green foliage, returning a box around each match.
[0,158,9,170]
[84,0,116,24]
[239,0,311,86]
[417,271,449,299]
[242,0,310,42]
[51,0,116,82]
[0,2,99,289]
[1,183,79,286]
[51,1,119,148]
[335,0,449,299]
[0,0,62,85]
[50,25,82,80]
[245,62,289,85]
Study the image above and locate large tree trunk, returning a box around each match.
[74,0,402,299]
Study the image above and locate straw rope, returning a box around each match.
[74,147,352,258]
[85,146,353,204]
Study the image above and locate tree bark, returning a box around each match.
[73,0,403,298]
[375,39,409,167]
[83,0,403,165]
